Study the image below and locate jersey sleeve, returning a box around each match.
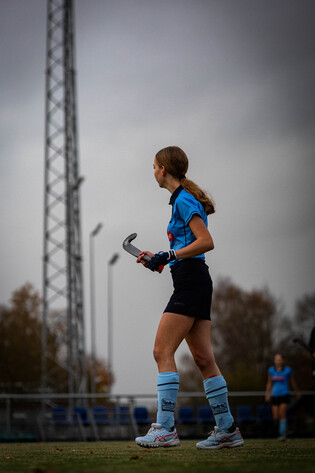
[287,367,293,377]
[267,367,273,376]
[176,193,203,225]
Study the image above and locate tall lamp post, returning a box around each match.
[107,253,120,394]
[89,222,103,394]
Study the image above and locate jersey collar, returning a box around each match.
[169,185,183,206]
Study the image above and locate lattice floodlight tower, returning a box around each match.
[42,0,86,395]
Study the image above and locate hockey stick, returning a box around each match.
[122,233,163,273]
[293,338,314,355]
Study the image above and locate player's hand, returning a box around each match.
[146,250,177,272]
[137,251,154,266]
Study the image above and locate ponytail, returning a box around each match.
[181,177,215,215]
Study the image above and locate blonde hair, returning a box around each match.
[155,146,215,215]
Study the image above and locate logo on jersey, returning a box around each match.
[167,231,175,242]
[211,402,228,415]
[272,376,285,381]
[162,398,176,412]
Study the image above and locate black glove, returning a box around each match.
[146,250,177,272]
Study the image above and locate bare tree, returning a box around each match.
[179,278,281,391]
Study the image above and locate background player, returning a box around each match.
[265,353,300,439]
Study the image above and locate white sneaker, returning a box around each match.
[135,423,180,448]
[196,426,244,450]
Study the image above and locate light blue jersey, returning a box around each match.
[268,366,293,397]
[167,186,207,267]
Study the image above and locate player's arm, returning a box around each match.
[175,214,214,260]
[143,215,214,271]
[144,215,214,271]
[290,376,300,399]
[265,375,272,401]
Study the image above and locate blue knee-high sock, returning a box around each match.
[157,372,179,431]
[279,419,287,437]
[203,375,234,432]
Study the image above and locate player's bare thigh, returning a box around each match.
[154,313,195,370]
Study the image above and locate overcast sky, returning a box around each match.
[1,0,314,395]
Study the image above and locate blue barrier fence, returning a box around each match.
[0,391,314,442]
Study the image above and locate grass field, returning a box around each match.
[1,439,315,473]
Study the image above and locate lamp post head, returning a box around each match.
[109,253,120,266]
[91,223,103,237]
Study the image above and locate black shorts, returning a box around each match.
[164,259,212,320]
[271,395,290,406]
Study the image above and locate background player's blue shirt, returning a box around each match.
[268,365,293,397]
[167,186,208,267]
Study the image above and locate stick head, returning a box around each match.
[122,233,137,248]
[122,233,143,259]
[122,232,164,273]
